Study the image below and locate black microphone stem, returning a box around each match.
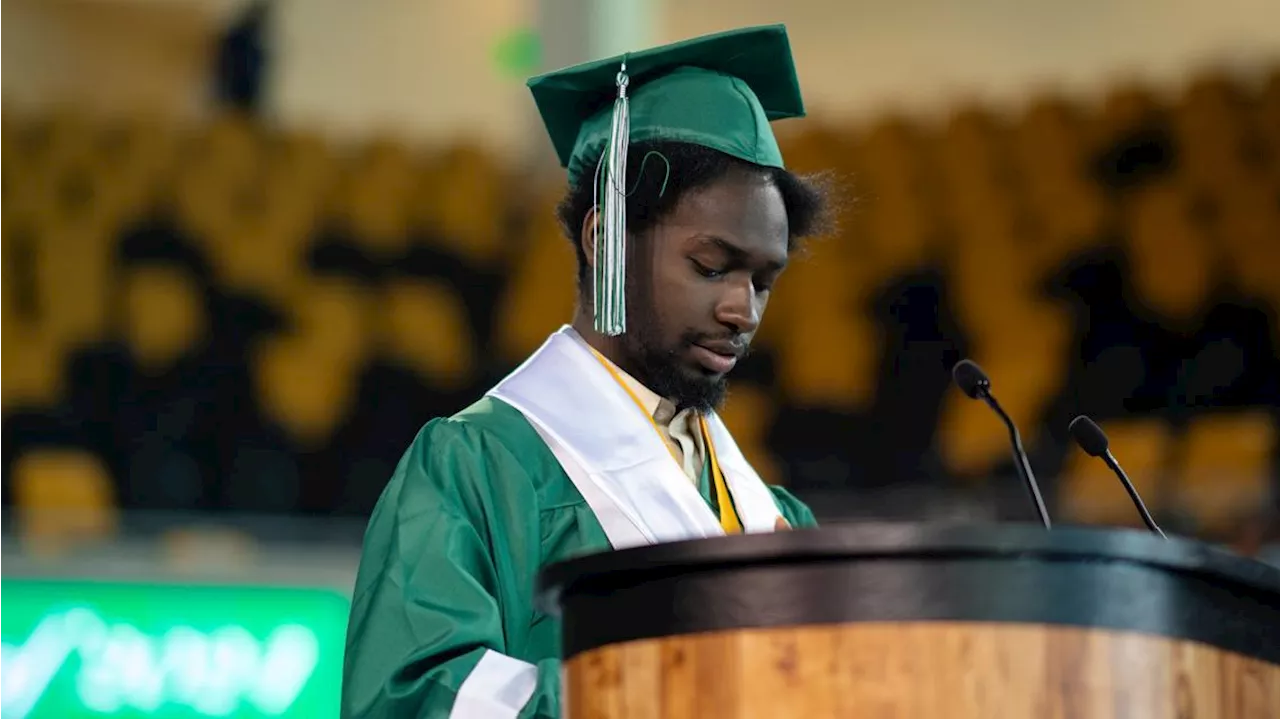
[1103,450,1166,538]
[980,391,1052,529]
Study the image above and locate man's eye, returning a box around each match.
[692,260,725,278]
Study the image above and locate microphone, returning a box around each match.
[952,359,1052,529]
[1068,415,1167,538]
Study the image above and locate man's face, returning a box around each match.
[618,170,790,412]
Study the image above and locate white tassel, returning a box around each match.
[592,63,630,336]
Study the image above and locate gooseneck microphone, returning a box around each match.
[1068,415,1167,538]
[952,359,1052,529]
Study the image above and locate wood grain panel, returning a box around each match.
[563,622,1280,718]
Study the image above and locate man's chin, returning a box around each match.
[670,364,729,412]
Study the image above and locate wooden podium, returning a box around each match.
[538,524,1280,718]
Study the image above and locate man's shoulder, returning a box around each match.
[395,394,578,508]
[448,395,541,443]
[407,395,551,467]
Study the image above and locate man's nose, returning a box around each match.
[715,277,760,335]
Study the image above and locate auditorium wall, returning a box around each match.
[1,0,219,117]
[668,0,1280,121]
[4,0,1279,156]
[266,0,1280,153]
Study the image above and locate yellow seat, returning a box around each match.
[13,447,118,552]
[2,112,17,165]
[171,154,228,244]
[776,123,853,176]
[0,144,16,212]
[169,118,263,244]
[382,278,476,390]
[858,117,931,193]
[1172,412,1277,535]
[992,299,1072,352]
[23,138,129,238]
[1014,95,1085,178]
[1089,84,1161,149]
[937,107,1017,234]
[947,208,1074,348]
[253,335,357,449]
[776,307,879,413]
[38,216,115,349]
[948,212,1039,340]
[936,329,1069,480]
[1,322,66,412]
[121,264,207,374]
[415,144,507,269]
[0,208,66,409]
[494,191,578,363]
[0,209,9,322]
[861,190,942,277]
[939,106,1006,164]
[202,173,311,303]
[187,111,261,185]
[1009,96,1110,269]
[717,383,782,486]
[268,129,338,209]
[288,276,374,368]
[6,123,118,353]
[1059,419,1173,528]
[175,118,312,296]
[333,139,416,256]
[1258,69,1280,185]
[945,186,1019,251]
[29,109,97,174]
[758,214,863,342]
[1123,182,1214,326]
[1174,72,1252,186]
[766,224,878,411]
[92,115,178,217]
[1029,183,1109,275]
[1212,181,1280,306]
[851,119,942,275]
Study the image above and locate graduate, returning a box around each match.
[341,24,831,719]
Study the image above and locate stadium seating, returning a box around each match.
[3,67,1278,541]
[494,188,578,363]
[1173,411,1277,535]
[13,447,118,552]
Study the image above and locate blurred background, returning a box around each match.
[3,0,1280,716]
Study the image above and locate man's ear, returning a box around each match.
[578,206,599,272]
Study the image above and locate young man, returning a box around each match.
[341,24,830,719]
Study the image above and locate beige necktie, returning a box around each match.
[654,402,703,484]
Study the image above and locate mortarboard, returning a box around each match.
[527,24,806,336]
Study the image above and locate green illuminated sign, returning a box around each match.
[1,579,351,718]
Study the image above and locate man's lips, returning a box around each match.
[690,342,742,374]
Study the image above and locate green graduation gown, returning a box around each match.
[340,395,815,718]
[340,396,814,716]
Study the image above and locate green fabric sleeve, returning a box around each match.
[768,485,819,528]
[340,418,560,719]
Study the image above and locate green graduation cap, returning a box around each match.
[527,24,806,336]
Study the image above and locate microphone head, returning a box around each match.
[1069,415,1110,457]
[952,359,991,399]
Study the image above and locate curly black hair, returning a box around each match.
[555,140,833,290]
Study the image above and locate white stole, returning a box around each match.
[487,326,784,549]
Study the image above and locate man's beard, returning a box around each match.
[618,305,730,414]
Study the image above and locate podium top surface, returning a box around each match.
[539,523,1280,661]
[540,523,1280,602]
